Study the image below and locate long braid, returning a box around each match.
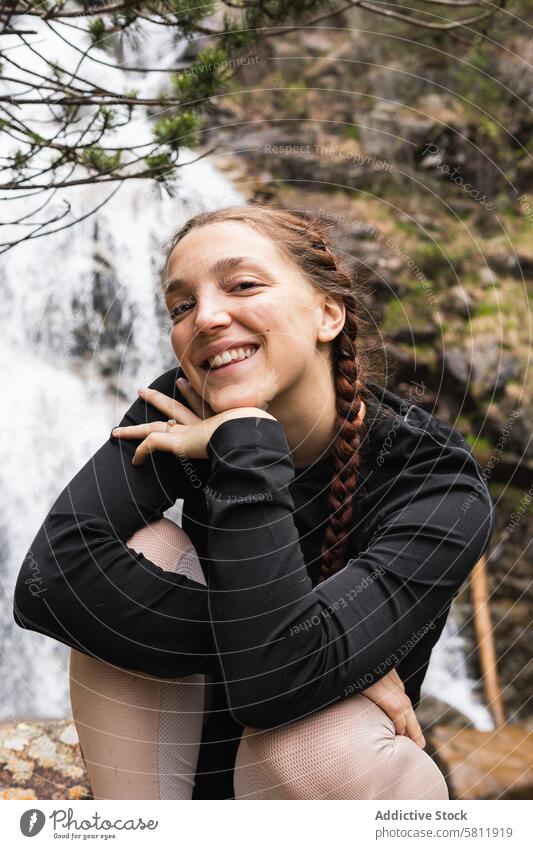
[310,241,368,584]
[319,308,366,583]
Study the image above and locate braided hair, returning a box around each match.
[310,238,369,582]
[161,203,385,584]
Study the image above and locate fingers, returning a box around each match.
[112,421,173,440]
[366,670,425,749]
[388,692,425,749]
[388,668,405,691]
[387,694,408,737]
[388,674,425,749]
[111,421,183,465]
[138,386,199,425]
[132,432,180,465]
[404,703,426,750]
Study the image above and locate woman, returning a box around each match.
[13,204,493,800]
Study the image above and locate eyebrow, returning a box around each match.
[164,256,266,297]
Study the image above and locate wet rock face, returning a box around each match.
[0,720,91,801]
[429,724,533,800]
[440,339,523,402]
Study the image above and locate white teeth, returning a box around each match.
[207,345,258,369]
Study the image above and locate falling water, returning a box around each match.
[0,14,243,722]
[423,617,494,730]
[0,14,492,730]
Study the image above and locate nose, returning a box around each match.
[193,286,232,335]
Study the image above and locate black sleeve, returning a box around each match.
[204,416,494,728]
[13,367,215,678]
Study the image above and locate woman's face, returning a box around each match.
[164,220,344,415]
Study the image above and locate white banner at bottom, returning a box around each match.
[1,799,530,848]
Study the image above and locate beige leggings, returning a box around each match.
[69,518,448,800]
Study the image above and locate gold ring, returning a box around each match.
[166,418,177,432]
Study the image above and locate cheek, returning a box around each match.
[259,303,314,358]
[237,300,294,344]
[236,302,314,375]
[235,301,273,329]
[170,325,190,361]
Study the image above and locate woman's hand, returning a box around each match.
[360,668,426,749]
[111,377,276,464]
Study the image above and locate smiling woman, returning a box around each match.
[13,203,493,800]
[160,218,349,433]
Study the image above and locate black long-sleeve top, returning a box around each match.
[13,365,494,799]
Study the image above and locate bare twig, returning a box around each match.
[0,0,506,247]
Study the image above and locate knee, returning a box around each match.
[390,734,449,800]
[126,518,205,584]
[238,695,391,798]
[236,695,448,800]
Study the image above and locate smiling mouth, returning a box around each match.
[201,345,260,374]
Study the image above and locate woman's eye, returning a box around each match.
[169,305,190,321]
[232,280,259,291]
[169,298,195,321]
[169,281,259,322]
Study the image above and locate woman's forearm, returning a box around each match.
[204,416,494,729]
[14,503,215,678]
[13,367,218,678]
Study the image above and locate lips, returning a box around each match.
[200,343,259,370]
[203,345,260,375]
[195,336,259,369]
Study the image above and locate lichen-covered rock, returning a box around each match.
[429,723,533,800]
[0,720,92,801]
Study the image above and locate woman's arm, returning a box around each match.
[13,367,215,678]
[204,416,494,728]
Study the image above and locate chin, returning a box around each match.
[209,393,258,413]
[207,384,270,413]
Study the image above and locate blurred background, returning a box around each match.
[0,1,531,799]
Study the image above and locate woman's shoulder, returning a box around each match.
[353,380,494,583]
[362,379,489,490]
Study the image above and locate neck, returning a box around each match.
[268,354,338,470]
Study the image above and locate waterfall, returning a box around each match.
[423,617,494,730]
[0,163,244,721]
[0,16,243,721]
[0,15,492,731]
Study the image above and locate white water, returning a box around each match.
[0,15,492,730]
[423,616,494,730]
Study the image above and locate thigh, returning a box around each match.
[233,693,448,800]
[70,650,209,800]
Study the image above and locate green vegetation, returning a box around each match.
[81,148,122,175]
[410,241,464,279]
[381,294,436,334]
[345,126,360,141]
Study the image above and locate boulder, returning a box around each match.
[429,723,533,800]
[440,338,522,400]
[0,719,91,801]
